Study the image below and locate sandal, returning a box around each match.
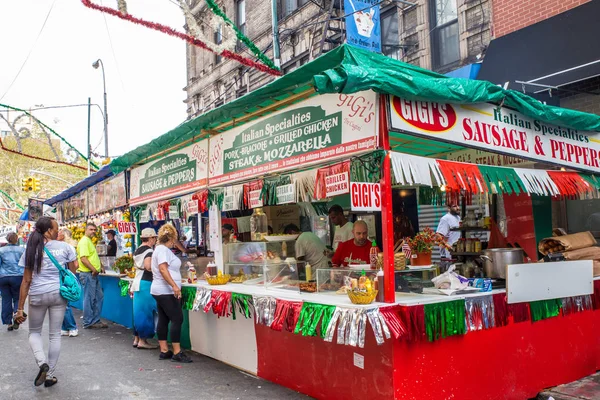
[44,377,58,387]
[136,343,158,350]
[34,363,49,386]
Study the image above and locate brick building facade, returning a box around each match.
[184,0,492,119]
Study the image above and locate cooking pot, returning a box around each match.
[480,248,524,279]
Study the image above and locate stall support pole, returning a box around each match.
[378,94,395,303]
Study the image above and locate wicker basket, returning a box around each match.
[347,290,377,304]
[206,274,231,285]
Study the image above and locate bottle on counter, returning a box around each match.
[250,207,268,241]
[207,261,218,277]
[187,263,197,284]
[370,241,378,270]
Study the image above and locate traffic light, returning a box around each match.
[22,177,34,192]
[32,178,41,192]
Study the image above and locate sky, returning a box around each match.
[0,0,188,161]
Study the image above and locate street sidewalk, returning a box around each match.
[538,372,600,400]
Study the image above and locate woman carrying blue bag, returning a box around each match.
[14,217,78,388]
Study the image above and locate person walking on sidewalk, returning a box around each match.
[14,217,78,387]
[57,228,78,337]
[151,224,192,363]
[77,223,107,329]
[0,232,25,331]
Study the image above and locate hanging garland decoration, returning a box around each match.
[253,296,277,326]
[424,300,466,342]
[478,165,526,195]
[529,299,562,322]
[514,168,560,196]
[350,151,386,183]
[365,308,392,345]
[294,302,335,337]
[492,293,509,327]
[181,286,197,311]
[193,287,213,312]
[212,291,232,318]
[390,152,445,187]
[314,161,351,200]
[547,171,593,197]
[243,180,264,208]
[379,306,408,340]
[418,186,445,206]
[192,190,209,214]
[231,293,253,320]
[0,103,99,171]
[118,279,130,297]
[270,299,302,331]
[436,160,486,194]
[465,296,495,332]
[168,198,182,220]
[260,175,292,206]
[398,305,426,342]
[508,301,531,323]
[208,188,224,209]
[80,0,281,76]
[323,308,369,347]
[178,0,237,54]
[579,174,600,191]
[562,295,594,316]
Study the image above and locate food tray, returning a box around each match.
[347,290,377,304]
[264,235,299,242]
[206,274,231,285]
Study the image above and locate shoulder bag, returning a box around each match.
[44,247,82,302]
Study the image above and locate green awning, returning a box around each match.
[110,44,600,174]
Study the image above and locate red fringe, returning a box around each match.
[81,0,281,76]
[0,137,91,171]
[398,305,425,342]
[437,160,487,194]
[508,302,531,323]
[547,171,592,197]
[314,161,351,200]
[492,293,508,327]
[192,190,209,213]
[286,301,303,332]
[212,291,232,318]
[379,306,407,340]
[593,280,600,310]
[271,300,292,331]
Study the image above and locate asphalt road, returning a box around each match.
[0,308,308,400]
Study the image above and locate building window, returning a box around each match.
[280,0,308,19]
[430,0,459,70]
[215,23,223,64]
[381,8,400,59]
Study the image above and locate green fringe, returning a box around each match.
[181,286,197,311]
[208,188,224,209]
[350,151,385,183]
[418,186,445,206]
[424,300,466,342]
[530,299,562,322]
[294,302,335,337]
[231,293,253,320]
[579,174,600,190]
[478,165,526,194]
[312,202,330,216]
[118,280,129,297]
[260,175,291,205]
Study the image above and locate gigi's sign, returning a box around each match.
[390,96,600,173]
[351,182,381,212]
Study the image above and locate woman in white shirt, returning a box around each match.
[150,224,192,364]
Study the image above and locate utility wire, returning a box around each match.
[0,0,57,102]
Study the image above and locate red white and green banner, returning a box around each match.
[389,96,600,173]
[129,140,209,206]
[208,92,378,186]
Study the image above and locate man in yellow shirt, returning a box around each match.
[77,223,107,329]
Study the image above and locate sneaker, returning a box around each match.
[12,322,19,330]
[61,330,69,336]
[7,325,13,332]
[171,352,193,363]
[159,350,173,360]
[69,329,79,337]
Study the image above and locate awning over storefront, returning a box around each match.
[110,44,600,174]
[44,165,113,205]
[478,1,600,90]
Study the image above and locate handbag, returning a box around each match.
[44,247,82,302]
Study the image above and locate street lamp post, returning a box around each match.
[92,59,108,158]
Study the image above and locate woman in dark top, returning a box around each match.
[106,230,118,257]
[131,228,158,349]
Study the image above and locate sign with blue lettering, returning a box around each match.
[344,0,381,52]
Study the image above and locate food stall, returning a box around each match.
[85,44,600,399]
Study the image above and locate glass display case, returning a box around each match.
[394,267,439,293]
[315,268,378,294]
[224,241,303,293]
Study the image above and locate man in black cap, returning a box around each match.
[106,230,118,257]
[222,224,234,244]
